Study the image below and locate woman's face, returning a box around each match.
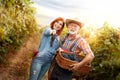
[53,20,63,30]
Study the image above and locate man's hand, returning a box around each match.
[58,48,64,52]
[69,63,82,71]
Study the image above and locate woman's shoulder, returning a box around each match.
[42,27,52,34]
[44,27,51,31]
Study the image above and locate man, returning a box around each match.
[49,19,94,80]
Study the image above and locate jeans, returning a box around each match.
[29,52,53,80]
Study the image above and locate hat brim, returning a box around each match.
[66,19,83,28]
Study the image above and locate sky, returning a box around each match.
[31,0,120,28]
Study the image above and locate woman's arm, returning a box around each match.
[43,28,56,36]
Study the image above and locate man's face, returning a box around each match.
[68,23,80,34]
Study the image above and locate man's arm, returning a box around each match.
[70,38,94,71]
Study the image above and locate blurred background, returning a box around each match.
[0,0,120,80]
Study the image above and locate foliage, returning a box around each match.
[116,73,120,80]
[0,0,38,63]
[86,22,120,80]
[60,26,68,38]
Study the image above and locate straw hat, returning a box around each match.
[66,19,83,28]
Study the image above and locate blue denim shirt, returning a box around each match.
[37,28,60,58]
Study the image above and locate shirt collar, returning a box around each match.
[67,34,80,40]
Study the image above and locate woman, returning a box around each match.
[29,17,65,80]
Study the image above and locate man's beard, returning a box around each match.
[69,30,77,34]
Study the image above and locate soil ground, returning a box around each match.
[0,33,48,80]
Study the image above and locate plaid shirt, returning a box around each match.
[61,35,93,55]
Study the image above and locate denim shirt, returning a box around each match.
[38,28,60,56]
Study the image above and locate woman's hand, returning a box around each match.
[51,30,56,35]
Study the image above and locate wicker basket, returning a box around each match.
[55,51,91,75]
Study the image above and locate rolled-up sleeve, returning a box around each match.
[78,38,94,56]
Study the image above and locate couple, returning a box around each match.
[29,17,94,80]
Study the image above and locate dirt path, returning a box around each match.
[0,34,41,80]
